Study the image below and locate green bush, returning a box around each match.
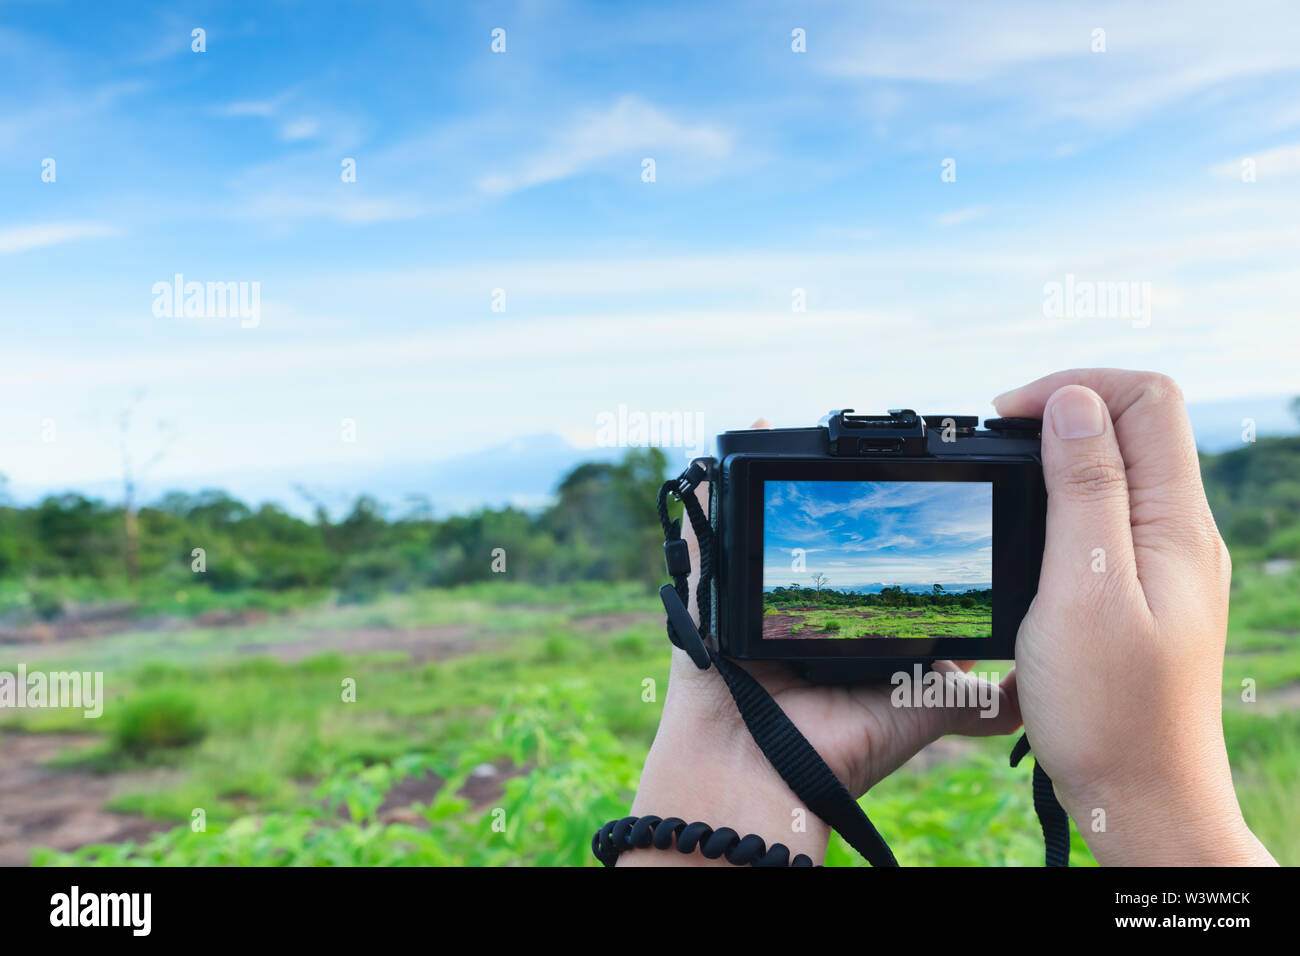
[28,582,64,621]
[541,632,577,662]
[1265,525,1300,559]
[611,632,648,656]
[113,689,208,753]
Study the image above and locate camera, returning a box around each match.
[696,408,1047,682]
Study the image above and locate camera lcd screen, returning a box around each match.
[762,480,992,640]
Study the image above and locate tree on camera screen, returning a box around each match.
[762,480,992,639]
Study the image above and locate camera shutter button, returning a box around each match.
[983,417,1042,436]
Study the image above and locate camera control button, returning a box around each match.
[983,417,1042,436]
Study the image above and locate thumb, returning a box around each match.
[1036,385,1137,604]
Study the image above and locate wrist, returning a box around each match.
[1059,754,1275,866]
[619,667,831,866]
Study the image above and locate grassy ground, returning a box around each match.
[767,603,992,639]
[0,566,1294,866]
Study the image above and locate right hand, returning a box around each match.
[993,369,1274,865]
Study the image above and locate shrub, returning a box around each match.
[113,689,207,753]
[27,582,64,621]
[611,632,647,656]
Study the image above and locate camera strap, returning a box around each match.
[1011,733,1071,866]
[656,464,1070,868]
[657,470,898,867]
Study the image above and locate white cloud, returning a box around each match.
[476,95,732,196]
[229,194,426,225]
[280,117,320,142]
[0,81,145,153]
[936,206,988,228]
[211,89,330,148]
[1273,102,1300,130]
[216,99,281,118]
[1210,143,1300,180]
[0,222,117,255]
[821,1,1300,125]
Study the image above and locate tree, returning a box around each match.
[810,572,828,593]
[118,392,177,583]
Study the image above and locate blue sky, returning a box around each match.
[764,480,992,590]
[1,1,1299,504]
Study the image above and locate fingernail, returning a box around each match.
[1049,388,1105,439]
[991,387,1018,411]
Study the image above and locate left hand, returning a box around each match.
[620,421,1023,866]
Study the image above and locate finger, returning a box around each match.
[945,677,1024,737]
[996,667,1021,732]
[880,664,1023,744]
[1034,385,1144,619]
[852,669,1018,784]
[1000,666,1018,705]
[994,369,1224,610]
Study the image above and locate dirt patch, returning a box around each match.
[329,759,532,825]
[237,610,656,663]
[236,624,489,663]
[763,607,988,640]
[195,608,271,628]
[569,611,658,634]
[762,613,808,640]
[0,732,177,866]
[455,759,531,808]
[0,605,275,647]
[0,603,140,645]
[762,613,900,640]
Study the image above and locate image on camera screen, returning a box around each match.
[762,480,993,639]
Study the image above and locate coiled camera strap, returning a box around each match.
[655,463,1069,868]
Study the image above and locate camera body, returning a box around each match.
[706,409,1047,683]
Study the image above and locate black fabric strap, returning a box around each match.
[657,473,898,868]
[1009,732,1070,866]
[708,648,898,867]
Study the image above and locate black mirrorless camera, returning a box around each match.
[689,409,1047,683]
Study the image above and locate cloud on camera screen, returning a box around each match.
[762,480,992,639]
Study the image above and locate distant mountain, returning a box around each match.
[1187,395,1296,452]
[4,395,1294,516]
[5,434,624,519]
[765,582,991,594]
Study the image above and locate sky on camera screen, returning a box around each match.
[763,480,992,594]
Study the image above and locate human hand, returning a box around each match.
[621,420,1023,866]
[994,369,1275,866]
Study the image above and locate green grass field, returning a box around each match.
[0,567,1295,867]
[766,603,992,639]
